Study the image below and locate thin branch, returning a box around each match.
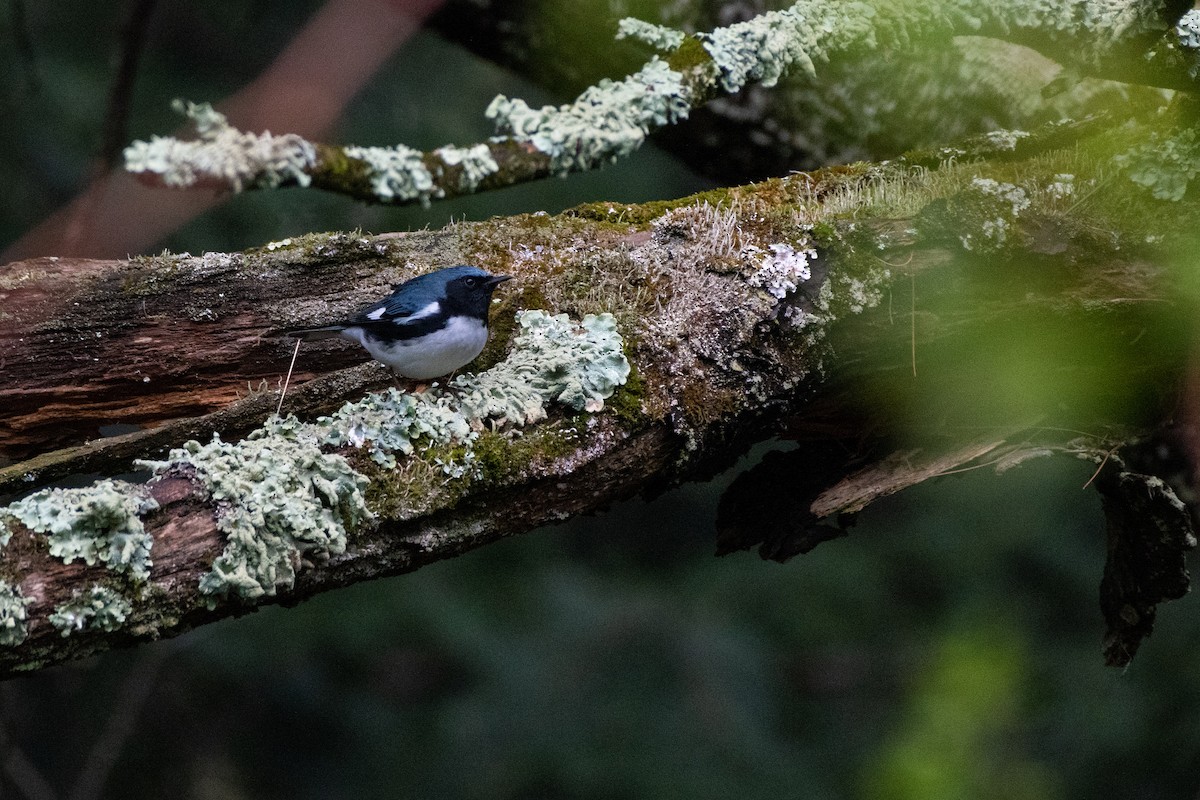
[123,1,1200,206]
[98,0,159,168]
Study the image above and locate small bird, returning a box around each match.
[283,265,511,380]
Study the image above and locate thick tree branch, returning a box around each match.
[2,113,1197,674]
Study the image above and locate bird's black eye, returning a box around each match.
[463,277,479,288]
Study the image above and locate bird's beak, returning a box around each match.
[488,275,513,287]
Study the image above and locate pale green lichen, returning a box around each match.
[343,144,436,205]
[454,311,632,417]
[980,129,1031,151]
[616,18,686,51]
[2,479,156,580]
[318,390,475,470]
[1114,129,1200,201]
[124,100,316,190]
[698,0,1166,94]
[48,585,132,637]
[435,144,500,192]
[140,423,371,603]
[0,581,31,646]
[957,177,1032,250]
[486,57,690,175]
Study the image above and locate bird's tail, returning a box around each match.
[276,324,347,341]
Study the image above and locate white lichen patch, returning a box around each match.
[1177,8,1200,50]
[959,177,1031,250]
[124,100,316,191]
[140,423,371,603]
[344,144,436,205]
[980,129,1031,151]
[1046,173,1076,199]
[486,57,690,175]
[49,585,132,637]
[744,241,816,299]
[455,311,631,417]
[434,144,500,193]
[616,17,686,51]
[0,581,31,646]
[2,479,157,580]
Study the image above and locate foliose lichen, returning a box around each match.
[616,17,686,51]
[0,581,31,646]
[48,585,132,637]
[698,1,863,92]
[486,57,690,175]
[2,479,157,580]
[697,0,1165,95]
[1114,130,1200,201]
[139,423,371,603]
[343,144,436,205]
[454,311,632,416]
[318,389,475,470]
[434,144,500,192]
[124,100,316,190]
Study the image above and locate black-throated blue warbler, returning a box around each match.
[283,265,511,380]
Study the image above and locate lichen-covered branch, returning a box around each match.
[123,1,1200,206]
[4,105,1199,674]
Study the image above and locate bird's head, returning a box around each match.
[434,265,512,320]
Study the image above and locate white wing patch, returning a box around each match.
[402,301,442,322]
[366,306,387,320]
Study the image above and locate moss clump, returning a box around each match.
[471,424,582,485]
[667,34,716,74]
[604,363,648,427]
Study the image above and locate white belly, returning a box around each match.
[345,316,489,379]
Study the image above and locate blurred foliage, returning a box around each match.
[2,2,1200,799]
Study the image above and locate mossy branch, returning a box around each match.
[4,107,1200,674]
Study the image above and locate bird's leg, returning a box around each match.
[389,369,428,394]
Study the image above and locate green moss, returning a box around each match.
[605,362,648,427]
[566,186,742,224]
[2,480,157,580]
[667,35,715,74]
[471,424,581,485]
[48,584,133,637]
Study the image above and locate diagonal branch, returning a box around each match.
[122,1,1200,206]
